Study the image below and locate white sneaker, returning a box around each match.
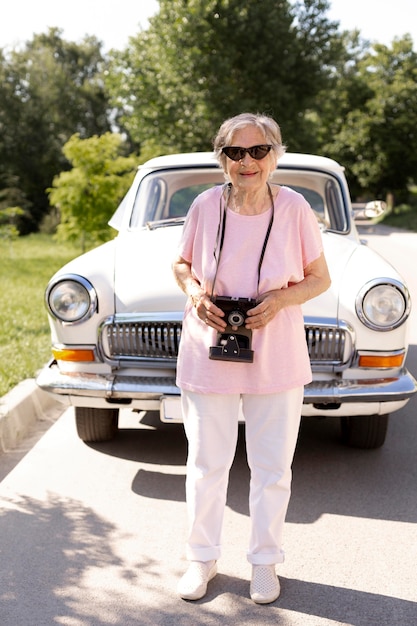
[177,560,217,600]
[250,564,280,604]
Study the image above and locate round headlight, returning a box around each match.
[356,280,410,331]
[47,275,97,323]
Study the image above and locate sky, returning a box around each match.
[0,0,415,52]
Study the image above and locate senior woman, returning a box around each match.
[172,112,331,603]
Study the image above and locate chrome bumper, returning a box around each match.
[36,361,416,405]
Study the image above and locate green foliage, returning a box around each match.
[320,35,417,202]
[2,3,417,233]
[0,234,80,397]
[0,29,112,233]
[49,133,137,249]
[0,206,25,254]
[106,0,341,153]
[0,206,25,228]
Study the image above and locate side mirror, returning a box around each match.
[352,200,387,220]
[363,200,387,218]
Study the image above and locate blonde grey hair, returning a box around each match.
[213,112,286,171]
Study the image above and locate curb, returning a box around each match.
[0,379,63,453]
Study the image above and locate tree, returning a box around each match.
[49,133,137,250]
[320,35,417,202]
[0,29,112,233]
[106,0,343,154]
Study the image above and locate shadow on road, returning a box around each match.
[88,341,417,526]
[0,491,416,625]
[0,492,142,625]
[89,355,417,527]
[1,339,416,625]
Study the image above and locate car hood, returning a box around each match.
[112,226,381,319]
[114,226,187,313]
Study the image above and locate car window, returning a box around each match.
[128,166,348,232]
[129,169,224,228]
[270,169,347,231]
[169,184,217,217]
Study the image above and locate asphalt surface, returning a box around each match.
[0,223,416,625]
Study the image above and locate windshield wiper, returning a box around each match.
[146,217,186,230]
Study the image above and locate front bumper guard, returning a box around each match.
[36,361,417,405]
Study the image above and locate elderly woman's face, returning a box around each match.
[224,125,275,191]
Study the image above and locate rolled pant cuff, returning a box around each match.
[247,550,285,565]
[186,546,221,562]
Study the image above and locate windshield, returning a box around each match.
[129,167,348,232]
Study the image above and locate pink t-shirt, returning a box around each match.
[176,184,324,394]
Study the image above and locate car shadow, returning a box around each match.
[89,373,417,526]
[87,339,417,526]
[201,573,417,625]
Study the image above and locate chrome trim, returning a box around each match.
[355,278,411,331]
[37,361,416,404]
[36,362,178,399]
[45,273,98,325]
[304,370,417,403]
[105,312,185,323]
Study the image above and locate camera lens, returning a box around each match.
[228,310,245,326]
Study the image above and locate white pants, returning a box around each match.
[181,387,303,565]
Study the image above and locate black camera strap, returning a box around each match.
[211,182,275,299]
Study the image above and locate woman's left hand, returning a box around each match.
[245,291,283,330]
[244,253,331,330]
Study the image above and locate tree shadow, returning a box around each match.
[0,493,152,625]
[1,473,416,625]
[1,491,415,625]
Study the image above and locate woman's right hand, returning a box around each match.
[172,255,227,331]
[192,292,227,331]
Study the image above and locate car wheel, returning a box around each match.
[75,407,119,442]
[340,414,389,449]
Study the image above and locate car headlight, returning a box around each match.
[46,274,97,323]
[356,279,411,331]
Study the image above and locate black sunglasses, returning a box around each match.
[222,144,272,161]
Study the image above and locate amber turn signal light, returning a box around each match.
[52,347,95,362]
[358,353,404,368]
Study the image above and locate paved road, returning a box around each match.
[0,226,416,626]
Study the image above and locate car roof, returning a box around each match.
[109,151,347,231]
[140,151,345,173]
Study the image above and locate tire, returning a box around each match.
[340,414,389,449]
[75,407,119,442]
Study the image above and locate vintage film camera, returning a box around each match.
[209,296,256,363]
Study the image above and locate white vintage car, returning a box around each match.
[37,152,416,448]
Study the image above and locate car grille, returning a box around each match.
[101,319,350,368]
[305,324,349,366]
[102,320,181,361]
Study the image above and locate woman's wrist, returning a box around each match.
[188,284,204,307]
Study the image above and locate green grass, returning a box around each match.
[0,234,81,397]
